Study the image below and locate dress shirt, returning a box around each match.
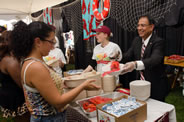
[136,34,152,70]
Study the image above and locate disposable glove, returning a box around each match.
[120,61,136,75]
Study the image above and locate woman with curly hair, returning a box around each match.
[10,21,100,122]
[0,31,30,122]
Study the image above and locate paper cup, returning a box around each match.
[102,75,116,92]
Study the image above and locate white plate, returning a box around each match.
[102,63,125,76]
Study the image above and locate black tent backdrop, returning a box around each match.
[73,0,184,87]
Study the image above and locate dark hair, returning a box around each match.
[11,21,54,61]
[139,14,155,25]
[0,26,7,33]
[48,25,56,32]
[0,31,12,60]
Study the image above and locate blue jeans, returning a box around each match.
[30,111,67,122]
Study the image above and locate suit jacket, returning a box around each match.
[123,33,168,101]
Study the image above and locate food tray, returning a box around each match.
[165,56,184,64]
[76,92,126,118]
[102,63,125,76]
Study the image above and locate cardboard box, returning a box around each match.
[76,92,126,118]
[96,95,147,122]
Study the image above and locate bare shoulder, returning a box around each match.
[2,56,18,64]
[22,60,51,87]
[23,60,48,74]
[1,56,19,69]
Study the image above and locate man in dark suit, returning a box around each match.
[121,15,168,101]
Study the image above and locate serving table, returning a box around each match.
[74,94,176,122]
[164,56,184,89]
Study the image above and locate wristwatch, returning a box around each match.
[134,61,137,69]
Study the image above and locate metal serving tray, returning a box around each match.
[76,92,126,118]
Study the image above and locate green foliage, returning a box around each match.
[165,86,184,122]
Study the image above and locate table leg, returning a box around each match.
[171,68,181,89]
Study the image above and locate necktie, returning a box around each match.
[140,43,146,80]
[141,44,146,59]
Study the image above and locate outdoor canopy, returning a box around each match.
[0,0,67,20]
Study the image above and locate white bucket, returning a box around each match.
[130,80,151,101]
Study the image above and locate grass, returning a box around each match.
[65,63,75,71]
[0,115,13,122]
[165,86,184,122]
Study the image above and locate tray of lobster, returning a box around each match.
[165,55,184,64]
[76,92,125,117]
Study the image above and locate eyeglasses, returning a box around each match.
[137,24,151,28]
[43,39,56,45]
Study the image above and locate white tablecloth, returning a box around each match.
[145,99,176,122]
[75,98,176,122]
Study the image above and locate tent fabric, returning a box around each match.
[0,0,67,15]
[81,0,101,40]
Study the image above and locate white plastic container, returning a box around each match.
[64,75,86,88]
[130,80,151,101]
[82,72,103,97]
